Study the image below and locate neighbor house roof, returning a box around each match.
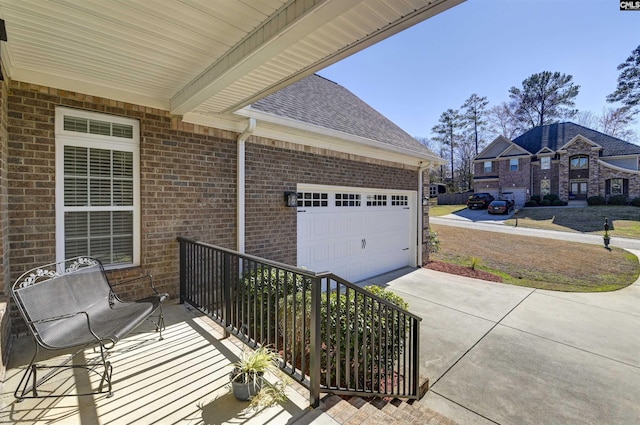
[249,74,437,158]
[512,122,640,157]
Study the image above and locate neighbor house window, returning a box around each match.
[56,108,140,267]
[510,158,519,171]
[541,179,551,196]
[540,157,551,170]
[484,161,492,173]
[570,155,588,170]
[606,178,628,195]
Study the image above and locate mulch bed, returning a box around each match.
[424,260,503,283]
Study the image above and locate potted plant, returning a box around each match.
[229,345,289,409]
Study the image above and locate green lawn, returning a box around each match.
[430,204,640,239]
[430,224,640,292]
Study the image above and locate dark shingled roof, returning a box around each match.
[512,122,640,157]
[250,74,435,157]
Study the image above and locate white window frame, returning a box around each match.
[540,156,551,170]
[510,158,519,171]
[55,107,141,268]
[484,161,492,173]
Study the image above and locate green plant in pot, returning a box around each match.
[229,345,289,409]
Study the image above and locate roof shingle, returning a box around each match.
[512,122,640,157]
[250,74,435,157]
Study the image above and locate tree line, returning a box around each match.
[422,44,640,193]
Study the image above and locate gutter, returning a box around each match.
[237,118,256,253]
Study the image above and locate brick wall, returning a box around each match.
[6,81,237,312]
[497,157,531,188]
[244,137,420,265]
[4,81,427,336]
[0,63,9,377]
[531,159,560,197]
[0,68,9,294]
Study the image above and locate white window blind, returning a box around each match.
[56,107,139,267]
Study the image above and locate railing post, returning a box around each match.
[223,251,231,339]
[412,318,420,397]
[309,275,322,408]
[179,238,186,304]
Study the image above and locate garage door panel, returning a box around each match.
[297,188,414,282]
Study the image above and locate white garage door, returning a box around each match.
[297,186,415,282]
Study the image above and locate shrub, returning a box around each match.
[320,285,409,390]
[530,195,541,204]
[551,199,565,206]
[543,194,559,202]
[274,282,411,392]
[540,199,551,206]
[469,257,482,271]
[524,200,538,207]
[428,229,440,253]
[587,196,606,206]
[608,195,628,205]
[631,198,640,207]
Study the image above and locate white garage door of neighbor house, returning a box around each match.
[502,188,527,206]
[297,186,415,283]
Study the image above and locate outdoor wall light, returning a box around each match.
[284,191,298,207]
[422,196,429,206]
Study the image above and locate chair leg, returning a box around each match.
[96,344,113,397]
[15,343,39,401]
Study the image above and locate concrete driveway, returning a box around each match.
[445,206,516,223]
[362,259,640,425]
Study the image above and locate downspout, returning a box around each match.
[237,118,256,253]
[417,162,430,267]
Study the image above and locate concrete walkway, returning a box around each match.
[361,256,640,424]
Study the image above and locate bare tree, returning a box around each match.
[487,102,522,140]
[598,107,638,141]
[575,107,638,142]
[574,110,597,129]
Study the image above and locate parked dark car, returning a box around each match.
[488,200,513,214]
[467,193,495,209]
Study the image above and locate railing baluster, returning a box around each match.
[176,237,422,404]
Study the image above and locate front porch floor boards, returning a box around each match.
[0,304,310,424]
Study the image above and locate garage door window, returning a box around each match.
[366,194,387,207]
[335,193,361,207]
[392,195,408,206]
[298,192,328,207]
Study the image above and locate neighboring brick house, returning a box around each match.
[473,122,640,204]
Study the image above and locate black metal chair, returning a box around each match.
[11,256,169,400]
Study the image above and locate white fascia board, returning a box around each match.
[8,67,170,110]
[183,111,445,167]
[235,108,445,166]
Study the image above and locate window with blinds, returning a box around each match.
[56,107,139,267]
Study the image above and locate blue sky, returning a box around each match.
[317,0,640,140]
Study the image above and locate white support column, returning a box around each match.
[237,118,256,253]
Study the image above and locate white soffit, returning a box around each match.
[0,0,463,115]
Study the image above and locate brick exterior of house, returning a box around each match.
[2,81,429,335]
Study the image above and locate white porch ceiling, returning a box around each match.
[0,0,463,116]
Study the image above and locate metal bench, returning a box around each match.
[11,256,169,400]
